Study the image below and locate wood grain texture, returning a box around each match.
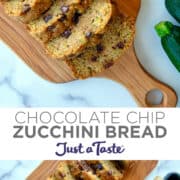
[0,0,177,107]
[96,46,178,107]
[27,160,157,180]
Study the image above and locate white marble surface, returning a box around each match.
[0,42,137,107]
[0,40,137,107]
[0,0,179,107]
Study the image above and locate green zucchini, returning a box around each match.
[165,0,180,23]
[155,21,180,72]
[164,173,180,180]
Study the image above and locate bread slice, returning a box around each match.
[67,160,101,180]
[28,0,92,43]
[1,0,52,23]
[45,0,112,59]
[66,16,135,79]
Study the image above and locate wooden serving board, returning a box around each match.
[27,160,157,180]
[0,0,177,107]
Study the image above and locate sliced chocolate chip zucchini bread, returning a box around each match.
[48,160,132,180]
[66,16,135,79]
[28,0,92,43]
[1,0,52,23]
[45,0,112,59]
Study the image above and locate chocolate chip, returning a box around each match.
[62,29,72,38]
[85,31,92,38]
[91,56,98,62]
[97,34,103,39]
[59,172,66,178]
[72,11,81,24]
[22,4,31,14]
[77,161,92,172]
[107,170,113,176]
[112,161,125,170]
[43,14,52,23]
[75,176,83,180]
[58,14,67,22]
[55,171,66,179]
[96,44,104,53]
[60,5,69,13]
[95,164,103,170]
[77,53,83,58]
[68,164,73,170]
[104,62,114,69]
[116,42,124,49]
[47,25,55,32]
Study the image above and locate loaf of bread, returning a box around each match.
[45,0,112,59]
[47,160,132,180]
[66,16,135,79]
[28,0,92,43]
[1,0,52,23]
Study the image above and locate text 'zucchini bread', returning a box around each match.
[66,16,135,79]
[28,0,92,43]
[1,0,52,23]
[45,0,112,59]
[47,160,132,180]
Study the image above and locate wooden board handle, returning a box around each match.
[98,46,177,107]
